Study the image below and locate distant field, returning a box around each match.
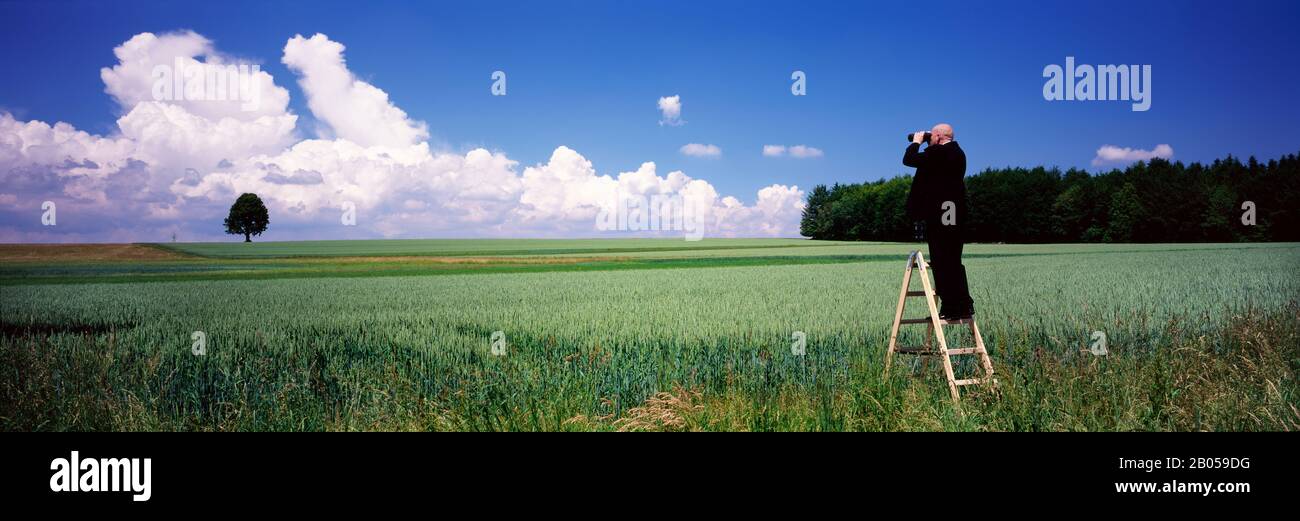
[5,240,1294,286]
[0,239,876,285]
[153,238,1290,260]
[2,238,1297,431]
[155,238,845,258]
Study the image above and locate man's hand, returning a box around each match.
[911,131,926,144]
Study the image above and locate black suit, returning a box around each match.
[903,141,973,316]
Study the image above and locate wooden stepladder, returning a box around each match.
[884,250,996,402]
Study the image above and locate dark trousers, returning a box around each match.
[925,218,973,314]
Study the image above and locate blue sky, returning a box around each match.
[1,0,1298,241]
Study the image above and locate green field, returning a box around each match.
[2,239,1298,431]
[157,238,841,258]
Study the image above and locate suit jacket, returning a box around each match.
[903,141,967,223]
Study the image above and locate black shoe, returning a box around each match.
[941,307,974,321]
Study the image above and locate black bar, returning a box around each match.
[3,433,1291,512]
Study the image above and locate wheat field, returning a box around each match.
[2,240,1297,431]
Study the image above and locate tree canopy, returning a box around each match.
[801,152,1300,243]
[224,193,270,242]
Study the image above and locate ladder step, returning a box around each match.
[895,347,981,356]
[954,378,983,386]
[905,291,927,297]
[900,317,977,326]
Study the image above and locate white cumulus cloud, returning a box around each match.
[680,143,721,157]
[788,145,824,158]
[658,95,683,126]
[0,32,806,242]
[99,30,299,169]
[282,33,429,148]
[100,31,292,122]
[763,144,822,158]
[1092,144,1173,166]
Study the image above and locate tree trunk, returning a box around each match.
[244,232,251,243]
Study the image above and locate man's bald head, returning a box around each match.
[931,123,954,145]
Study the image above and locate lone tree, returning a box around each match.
[224,193,269,242]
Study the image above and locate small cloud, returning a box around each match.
[680,143,721,157]
[658,95,684,126]
[765,144,823,158]
[764,144,822,158]
[216,159,234,169]
[1092,144,1173,166]
[789,145,823,158]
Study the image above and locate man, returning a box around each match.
[903,123,974,320]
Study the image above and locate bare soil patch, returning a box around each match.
[0,244,189,262]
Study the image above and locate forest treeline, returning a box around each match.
[800,152,1300,242]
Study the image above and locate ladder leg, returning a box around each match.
[917,252,960,402]
[940,351,960,401]
[970,319,995,383]
[884,252,916,376]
